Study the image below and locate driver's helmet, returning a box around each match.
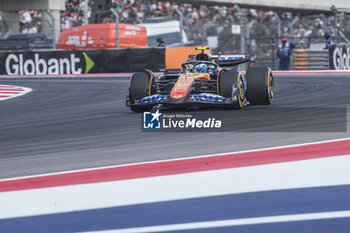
[194,64,208,73]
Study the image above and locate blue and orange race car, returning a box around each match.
[126,47,274,112]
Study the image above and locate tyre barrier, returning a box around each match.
[293,49,329,70]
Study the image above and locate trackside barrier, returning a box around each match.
[294,49,329,70]
[293,50,308,70]
[0,46,211,75]
[1,70,350,79]
[0,48,165,75]
[0,46,201,75]
[1,47,349,76]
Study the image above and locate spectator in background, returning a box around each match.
[22,11,32,24]
[277,37,295,70]
[61,15,71,30]
[156,36,165,47]
[28,22,38,33]
[324,33,334,49]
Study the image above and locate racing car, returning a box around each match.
[126,47,274,112]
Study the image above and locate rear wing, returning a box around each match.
[212,54,247,61]
[212,54,253,67]
[187,54,248,61]
[186,50,254,67]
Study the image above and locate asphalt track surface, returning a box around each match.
[0,74,349,179]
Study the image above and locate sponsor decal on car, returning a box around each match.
[192,94,229,103]
[212,54,246,60]
[137,94,168,104]
[170,74,195,100]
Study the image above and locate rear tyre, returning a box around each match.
[218,69,245,109]
[246,67,273,105]
[129,71,153,112]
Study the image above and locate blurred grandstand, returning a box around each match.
[0,0,349,68]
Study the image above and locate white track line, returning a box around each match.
[1,137,350,182]
[85,210,350,233]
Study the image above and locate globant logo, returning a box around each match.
[332,46,350,70]
[4,53,96,75]
[143,110,222,130]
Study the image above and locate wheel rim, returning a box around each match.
[237,76,245,108]
[268,73,274,103]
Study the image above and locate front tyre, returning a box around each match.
[246,67,274,105]
[129,71,153,112]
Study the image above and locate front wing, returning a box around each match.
[129,93,238,106]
